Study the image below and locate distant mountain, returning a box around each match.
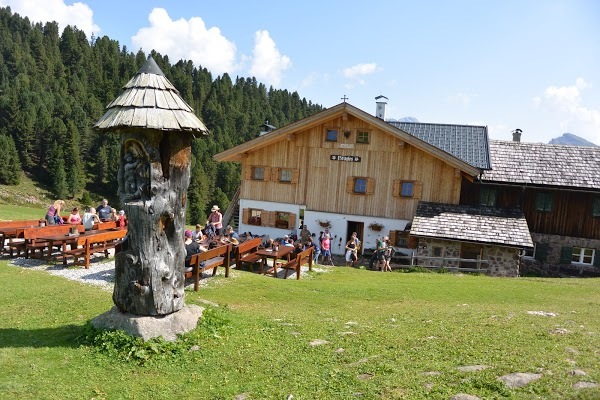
[386,117,419,123]
[549,133,598,147]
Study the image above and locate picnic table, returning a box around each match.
[37,228,126,259]
[255,246,295,275]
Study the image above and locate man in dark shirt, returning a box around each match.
[97,199,112,221]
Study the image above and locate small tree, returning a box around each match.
[48,141,67,199]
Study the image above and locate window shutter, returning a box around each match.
[267,211,277,227]
[389,230,397,245]
[271,167,279,182]
[534,243,548,262]
[366,178,375,195]
[407,235,417,249]
[291,170,299,184]
[560,246,573,264]
[242,208,249,224]
[392,180,401,197]
[244,166,252,180]
[289,213,296,229]
[346,177,354,193]
[259,210,268,226]
[264,167,271,181]
[594,250,600,267]
[413,181,423,199]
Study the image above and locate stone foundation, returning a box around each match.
[520,233,600,277]
[416,238,520,277]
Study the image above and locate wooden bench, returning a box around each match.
[233,237,263,270]
[11,225,83,258]
[185,243,232,291]
[61,229,127,269]
[92,221,117,230]
[0,219,41,254]
[275,247,314,279]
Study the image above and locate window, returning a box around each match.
[522,243,537,258]
[401,182,414,197]
[535,192,553,212]
[275,212,290,229]
[432,246,442,257]
[354,178,367,194]
[593,198,600,217]
[356,131,370,144]
[279,169,292,182]
[572,247,594,265]
[326,129,338,142]
[394,231,408,247]
[480,187,497,207]
[248,209,262,226]
[252,167,265,180]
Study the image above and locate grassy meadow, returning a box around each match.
[1,205,599,399]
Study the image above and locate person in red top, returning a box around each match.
[117,210,127,228]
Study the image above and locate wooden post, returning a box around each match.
[113,131,192,315]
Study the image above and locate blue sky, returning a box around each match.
[3,0,599,144]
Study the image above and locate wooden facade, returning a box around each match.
[237,112,467,221]
[461,180,600,239]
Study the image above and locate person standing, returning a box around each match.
[45,200,65,225]
[369,235,387,270]
[97,199,112,221]
[345,238,358,267]
[206,205,223,236]
[321,233,332,265]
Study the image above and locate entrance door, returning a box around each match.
[346,221,364,254]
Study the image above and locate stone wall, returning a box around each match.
[415,237,520,277]
[520,233,600,277]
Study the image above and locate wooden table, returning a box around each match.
[0,224,38,254]
[255,246,295,274]
[37,229,124,259]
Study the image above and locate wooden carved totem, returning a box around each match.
[94,56,208,316]
[113,131,191,315]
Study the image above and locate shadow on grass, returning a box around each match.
[0,324,85,348]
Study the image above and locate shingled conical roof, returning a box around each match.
[94,56,208,135]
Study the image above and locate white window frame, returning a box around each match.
[522,243,537,259]
[572,247,594,265]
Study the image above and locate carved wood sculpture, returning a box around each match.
[94,57,208,315]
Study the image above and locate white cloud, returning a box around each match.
[447,92,479,106]
[248,30,291,87]
[0,0,100,38]
[132,8,238,76]
[342,63,378,78]
[535,78,600,143]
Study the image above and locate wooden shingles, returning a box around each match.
[94,57,208,134]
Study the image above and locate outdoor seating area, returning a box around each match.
[0,218,127,268]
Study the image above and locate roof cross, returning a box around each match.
[341,95,349,102]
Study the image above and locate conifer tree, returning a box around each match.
[48,141,67,199]
[0,134,22,184]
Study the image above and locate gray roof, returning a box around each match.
[94,57,208,134]
[482,140,600,190]
[388,121,491,170]
[411,201,533,248]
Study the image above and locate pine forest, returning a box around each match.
[0,6,323,223]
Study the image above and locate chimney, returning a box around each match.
[257,119,276,137]
[512,128,522,142]
[375,95,388,120]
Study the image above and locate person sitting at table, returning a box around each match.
[293,241,304,255]
[66,207,82,225]
[116,210,127,228]
[264,238,274,249]
[82,207,100,231]
[109,208,119,222]
[225,225,240,242]
[193,224,204,242]
[45,200,65,225]
[282,235,294,247]
[184,230,207,272]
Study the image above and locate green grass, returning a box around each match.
[1,179,597,398]
[0,261,599,399]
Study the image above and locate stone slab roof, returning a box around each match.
[482,140,600,190]
[388,121,491,170]
[411,201,533,248]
